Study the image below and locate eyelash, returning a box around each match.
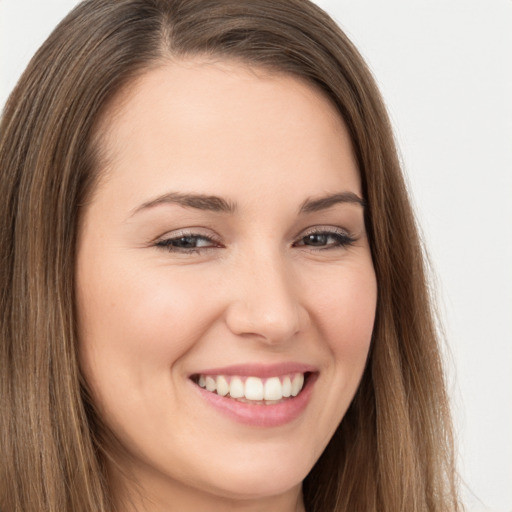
[154,232,222,253]
[293,228,356,250]
[154,227,356,254]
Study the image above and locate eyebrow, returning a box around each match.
[299,192,366,213]
[131,190,364,217]
[131,192,237,216]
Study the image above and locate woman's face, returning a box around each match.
[76,59,377,510]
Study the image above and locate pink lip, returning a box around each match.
[190,369,318,428]
[190,362,317,379]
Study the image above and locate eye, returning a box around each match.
[155,233,221,253]
[294,228,356,250]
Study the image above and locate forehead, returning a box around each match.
[91,58,360,205]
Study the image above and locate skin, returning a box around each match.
[76,59,377,512]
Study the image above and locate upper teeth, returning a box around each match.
[196,373,305,402]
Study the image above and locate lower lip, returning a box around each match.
[192,373,317,427]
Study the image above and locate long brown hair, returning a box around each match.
[0,1,460,510]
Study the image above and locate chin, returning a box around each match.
[197,450,313,500]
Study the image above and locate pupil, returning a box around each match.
[306,234,327,246]
[175,236,197,248]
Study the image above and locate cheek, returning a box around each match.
[310,260,377,364]
[76,258,224,453]
[76,253,225,415]
[79,260,211,357]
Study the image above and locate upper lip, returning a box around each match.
[190,362,317,379]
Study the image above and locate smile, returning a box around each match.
[189,364,318,427]
[193,373,306,404]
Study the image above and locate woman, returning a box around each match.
[0,0,461,511]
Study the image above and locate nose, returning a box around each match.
[224,251,308,345]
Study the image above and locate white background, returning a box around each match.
[1,1,511,511]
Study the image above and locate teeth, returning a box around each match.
[282,376,292,397]
[205,376,216,392]
[264,377,282,401]
[216,375,229,396]
[196,373,306,403]
[229,377,244,398]
[245,377,264,400]
[291,373,304,397]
